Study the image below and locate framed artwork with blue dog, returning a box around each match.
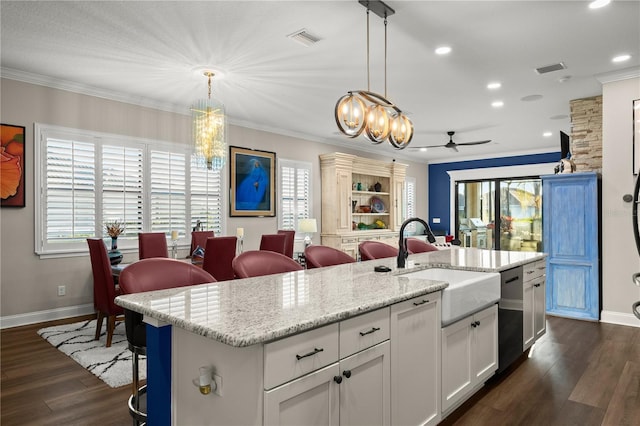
[229,146,275,217]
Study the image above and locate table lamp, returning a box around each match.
[236,227,244,253]
[170,230,179,259]
[298,218,317,248]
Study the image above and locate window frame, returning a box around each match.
[34,123,226,258]
[277,158,313,238]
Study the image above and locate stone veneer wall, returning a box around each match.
[570,95,603,172]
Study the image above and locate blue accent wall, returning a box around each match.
[428,152,560,235]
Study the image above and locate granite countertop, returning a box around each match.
[115,247,546,347]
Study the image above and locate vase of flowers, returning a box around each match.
[105,220,125,265]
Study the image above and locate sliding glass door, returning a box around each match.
[456,177,542,251]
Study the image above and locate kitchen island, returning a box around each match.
[115,247,545,425]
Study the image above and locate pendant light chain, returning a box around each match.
[384,17,388,99]
[207,72,212,100]
[366,9,370,92]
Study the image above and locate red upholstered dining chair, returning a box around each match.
[233,250,303,278]
[119,258,215,424]
[86,238,124,347]
[358,240,399,261]
[277,229,296,258]
[304,245,356,269]
[138,232,168,259]
[259,233,288,255]
[202,236,237,281]
[406,238,439,254]
[190,230,214,256]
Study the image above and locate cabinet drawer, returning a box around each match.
[358,235,379,242]
[264,323,339,390]
[523,260,546,281]
[342,237,358,244]
[339,307,390,359]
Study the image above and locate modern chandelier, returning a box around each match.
[192,71,226,170]
[335,0,413,149]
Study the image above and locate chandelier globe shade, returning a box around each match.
[192,71,226,171]
[364,104,391,143]
[388,113,413,149]
[335,93,367,137]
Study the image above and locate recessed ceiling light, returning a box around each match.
[419,147,427,152]
[543,132,553,137]
[550,114,569,120]
[487,82,501,90]
[491,101,504,108]
[435,46,452,55]
[612,54,631,63]
[589,0,610,9]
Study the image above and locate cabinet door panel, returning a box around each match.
[441,317,473,413]
[534,279,546,340]
[473,305,498,383]
[339,341,390,426]
[523,280,535,350]
[391,295,440,426]
[264,363,339,426]
[337,170,352,232]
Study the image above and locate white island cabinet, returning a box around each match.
[115,247,546,426]
[441,304,498,414]
[390,293,441,426]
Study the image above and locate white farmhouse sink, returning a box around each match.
[401,268,501,326]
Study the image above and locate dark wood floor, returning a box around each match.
[1,315,639,425]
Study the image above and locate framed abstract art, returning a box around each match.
[1,123,25,207]
[229,146,276,217]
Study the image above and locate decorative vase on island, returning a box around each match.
[108,237,123,265]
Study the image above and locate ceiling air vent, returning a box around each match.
[287,29,321,47]
[535,62,567,74]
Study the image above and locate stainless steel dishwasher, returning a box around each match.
[497,265,523,373]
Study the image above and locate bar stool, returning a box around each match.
[119,258,215,425]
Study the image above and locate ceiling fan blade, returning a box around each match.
[456,140,492,146]
[450,145,459,152]
[407,144,448,149]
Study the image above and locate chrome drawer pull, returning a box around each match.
[359,327,381,336]
[296,347,324,360]
[413,299,429,306]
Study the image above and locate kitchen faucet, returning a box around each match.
[397,217,437,268]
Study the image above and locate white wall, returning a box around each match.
[0,78,428,324]
[601,74,640,326]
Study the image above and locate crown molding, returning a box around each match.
[1,67,190,115]
[595,66,640,84]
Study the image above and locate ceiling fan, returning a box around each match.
[409,131,491,152]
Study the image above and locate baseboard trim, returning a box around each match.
[600,310,640,328]
[0,304,95,329]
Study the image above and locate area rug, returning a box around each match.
[37,319,146,388]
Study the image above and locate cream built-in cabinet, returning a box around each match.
[320,153,407,256]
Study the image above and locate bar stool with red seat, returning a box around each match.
[232,250,303,278]
[119,258,215,425]
[358,240,399,261]
[406,238,439,253]
[304,245,356,269]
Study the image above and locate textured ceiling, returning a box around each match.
[1,1,639,163]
